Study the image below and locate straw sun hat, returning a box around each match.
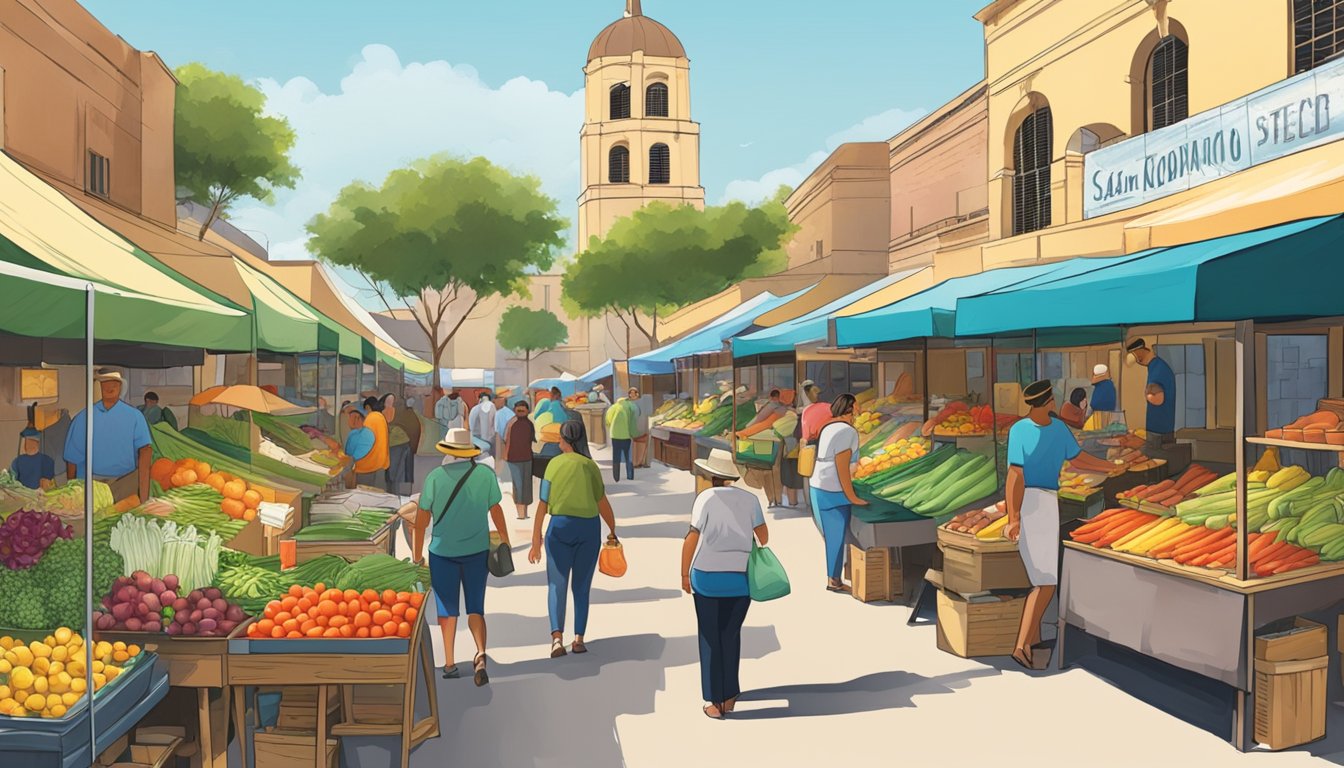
[437,427,482,458]
[695,448,740,480]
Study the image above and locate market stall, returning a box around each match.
[952,213,1344,750]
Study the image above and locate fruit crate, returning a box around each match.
[0,651,168,768]
[293,515,398,564]
[95,618,255,688]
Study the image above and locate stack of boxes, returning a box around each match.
[1253,617,1327,750]
[931,527,1032,658]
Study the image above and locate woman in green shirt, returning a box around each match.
[528,420,618,658]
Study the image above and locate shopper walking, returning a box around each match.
[528,421,617,658]
[799,380,830,443]
[681,449,768,720]
[606,387,643,482]
[1006,380,1120,669]
[382,393,419,495]
[435,387,466,434]
[469,391,498,449]
[503,400,537,519]
[807,394,867,593]
[493,390,514,481]
[414,428,508,686]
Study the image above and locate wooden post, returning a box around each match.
[1234,320,1254,581]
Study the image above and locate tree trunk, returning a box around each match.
[524,350,532,390]
[197,198,223,241]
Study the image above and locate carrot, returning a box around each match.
[1147,489,1184,506]
[1072,508,1130,535]
[1151,527,1216,559]
[1252,541,1292,566]
[1260,548,1318,576]
[1111,519,1164,549]
[1273,554,1320,575]
[1175,530,1235,562]
[1096,515,1159,548]
[1139,480,1176,499]
[1072,512,1139,543]
[1172,529,1232,558]
[1247,533,1275,560]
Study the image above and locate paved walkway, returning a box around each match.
[399,446,1344,768]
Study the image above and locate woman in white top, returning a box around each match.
[681,449,768,720]
[807,394,868,593]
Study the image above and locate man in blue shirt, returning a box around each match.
[63,369,153,502]
[341,403,378,487]
[11,427,55,490]
[1128,338,1177,440]
[1006,379,1119,670]
[1090,364,1117,412]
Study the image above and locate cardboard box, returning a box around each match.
[935,588,1027,658]
[850,545,902,603]
[253,729,338,768]
[1254,656,1327,750]
[937,528,1031,595]
[1255,617,1327,662]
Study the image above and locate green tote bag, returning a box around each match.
[747,542,791,602]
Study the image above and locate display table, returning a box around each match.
[651,427,693,470]
[228,614,439,768]
[1058,542,1344,750]
[849,516,939,550]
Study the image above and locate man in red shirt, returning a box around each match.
[800,380,831,443]
[503,401,537,519]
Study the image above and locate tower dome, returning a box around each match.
[587,0,686,62]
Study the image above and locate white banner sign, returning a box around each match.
[1085,56,1344,218]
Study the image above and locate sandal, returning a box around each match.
[703,704,724,720]
[723,696,738,713]
[572,638,587,654]
[1011,648,1034,671]
[826,582,852,594]
[473,653,489,687]
[550,638,567,658]
[442,665,461,680]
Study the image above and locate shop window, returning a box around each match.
[610,83,631,120]
[649,143,671,185]
[1148,36,1189,131]
[803,361,873,403]
[1155,344,1206,431]
[995,352,1033,389]
[87,151,110,198]
[645,83,669,117]
[966,350,987,399]
[1266,335,1329,430]
[1012,107,1052,236]
[608,146,630,183]
[1294,0,1344,74]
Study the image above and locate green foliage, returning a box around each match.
[174,63,299,239]
[497,306,569,356]
[562,190,796,346]
[0,537,122,629]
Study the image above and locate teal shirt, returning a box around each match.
[419,460,503,558]
[1006,417,1081,490]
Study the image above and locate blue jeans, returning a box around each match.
[612,438,634,480]
[811,487,852,581]
[694,592,750,704]
[545,515,601,635]
[429,550,488,617]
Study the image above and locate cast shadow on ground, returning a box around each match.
[615,519,697,540]
[590,586,683,604]
[728,668,998,720]
[417,627,781,768]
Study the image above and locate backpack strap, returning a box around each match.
[433,461,479,526]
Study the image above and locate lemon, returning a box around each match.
[32,657,49,676]
[54,628,72,645]
[0,698,17,715]
[24,693,45,712]
[70,677,86,693]
[42,635,55,648]
[61,692,79,707]
[0,659,11,674]
[49,661,63,675]
[33,676,47,695]
[92,660,104,674]
[0,636,12,650]
[104,666,120,682]
[12,647,33,667]
[51,645,67,663]
[30,643,50,660]
[92,673,106,690]
[49,703,67,718]
[67,661,85,678]
[45,693,62,710]
[9,666,34,691]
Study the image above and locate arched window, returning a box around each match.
[608,146,630,183]
[610,84,631,120]
[1295,0,1344,73]
[645,83,669,117]
[649,144,670,185]
[1148,36,1188,131]
[1012,106,1052,236]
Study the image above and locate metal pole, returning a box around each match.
[84,284,96,759]
[1234,320,1254,581]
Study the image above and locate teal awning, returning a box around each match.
[581,359,615,382]
[629,288,809,375]
[953,215,1344,336]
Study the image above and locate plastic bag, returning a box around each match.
[747,543,791,601]
[598,536,627,577]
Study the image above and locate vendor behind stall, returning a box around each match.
[64,369,152,502]
[1128,338,1176,442]
[1059,388,1088,430]
[12,427,55,490]
[1090,364,1117,412]
[1006,379,1121,669]
[342,403,379,487]
[138,391,178,430]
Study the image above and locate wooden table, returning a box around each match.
[228,615,439,768]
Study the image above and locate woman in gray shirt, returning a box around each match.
[680,449,769,719]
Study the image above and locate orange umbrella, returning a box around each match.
[189,385,314,415]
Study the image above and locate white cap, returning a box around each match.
[1093,364,1109,376]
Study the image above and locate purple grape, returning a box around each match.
[190,609,203,623]
[211,599,228,614]
[142,620,161,633]
[198,618,218,633]
[160,590,177,605]
[163,575,179,591]
[181,622,196,635]
[173,597,189,611]
[166,623,180,636]
[225,606,245,622]
[133,571,153,591]
[111,603,133,622]
[196,597,211,612]
[150,578,166,594]
[124,617,142,632]
[143,593,162,613]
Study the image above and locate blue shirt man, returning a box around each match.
[342,405,375,463]
[1130,339,1177,435]
[1090,364,1117,412]
[1007,416,1082,490]
[63,370,153,501]
[11,427,55,490]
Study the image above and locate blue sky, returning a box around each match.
[84,0,986,276]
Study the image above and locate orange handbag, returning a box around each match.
[598,535,627,578]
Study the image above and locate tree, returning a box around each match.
[562,186,795,352]
[307,155,568,389]
[497,306,569,386]
[174,63,300,240]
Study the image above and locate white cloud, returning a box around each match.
[719,107,927,205]
[225,44,584,275]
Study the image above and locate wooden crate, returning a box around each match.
[936,527,1031,595]
[253,729,338,768]
[1254,656,1327,750]
[935,588,1026,658]
[1255,617,1327,662]
[850,545,902,603]
[294,519,395,563]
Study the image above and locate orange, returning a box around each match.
[306,627,323,638]
[287,631,303,639]
[322,589,341,603]
[382,621,399,636]
[242,509,257,522]
[343,589,360,603]
[404,607,418,623]
[381,590,397,605]
[282,595,299,611]
[273,612,292,624]
[353,612,372,628]
[370,627,384,638]
[408,593,424,609]
[255,620,274,636]
[270,626,285,638]
[281,619,299,633]
[361,589,378,603]
[339,625,355,638]
[391,603,408,618]
[396,622,411,638]
[372,610,392,625]
[300,620,317,633]
[318,602,338,618]
[329,616,348,628]
[396,592,410,603]
[315,615,329,628]
[311,583,326,594]
[356,628,370,638]
[297,598,313,613]
[323,628,341,638]
[287,585,303,599]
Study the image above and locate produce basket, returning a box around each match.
[292,511,399,564]
[229,605,426,656]
[733,437,779,469]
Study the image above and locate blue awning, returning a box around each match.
[954,215,1344,336]
[580,359,615,382]
[628,288,810,375]
[732,269,925,358]
[834,255,1142,348]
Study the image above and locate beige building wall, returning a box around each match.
[0,0,177,227]
[782,142,890,276]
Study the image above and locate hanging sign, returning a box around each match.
[1085,56,1344,218]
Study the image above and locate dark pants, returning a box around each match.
[545,516,601,635]
[612,438,634,481]
[386,443,413,494]
[694,593,750,704]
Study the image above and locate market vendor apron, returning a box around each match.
[1019,488,1061,586]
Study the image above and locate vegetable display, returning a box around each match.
[216,564,288,615]
[0,537,121,630]
[1265,408,1344,443]
[246,584,424,639]
[854,436,932,480]
[1118,464,1219,509]
[944,501,1007,539]
[109,515,223,593]
[252,412,318,455]
[0,510,74,570]
[152,423,327,489]
[333,554,424,593]
[151,457,267,522]
[0,629,139,718]
[93,572,248,637]
[696,400,756,439]
[871,448,998,517]
[293,509,393,542]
